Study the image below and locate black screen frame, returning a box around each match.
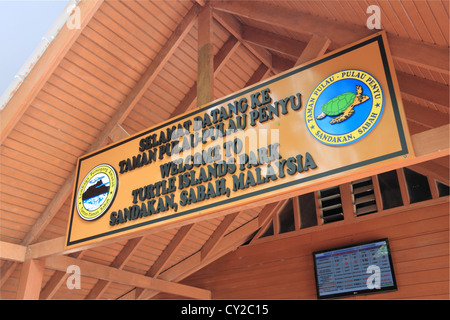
[312,238,398,299]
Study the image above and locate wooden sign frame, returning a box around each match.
[65,32,413,249]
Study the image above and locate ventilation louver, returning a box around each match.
[318,186,343,224]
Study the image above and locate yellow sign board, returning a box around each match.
[65,32,413,249]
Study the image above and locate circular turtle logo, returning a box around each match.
[76,164,118,221]
[305,69,384,146]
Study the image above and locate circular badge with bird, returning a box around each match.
[305,69,384,146]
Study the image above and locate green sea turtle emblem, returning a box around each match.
[316,85,370,124]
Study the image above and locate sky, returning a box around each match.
[0,0,69,96]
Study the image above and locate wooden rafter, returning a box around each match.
[85,236,146,299]
[201,212,240,260]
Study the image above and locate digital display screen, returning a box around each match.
[313,239,397,299]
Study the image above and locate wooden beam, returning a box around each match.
[410,161,450,186]
[210,0,449,74]
[197,3,214,107]
[272,54,295,73]
[295,35,331,66]
[85,236,145,299]
[201,212,240,260]
[108,123,130,142]
[89,4,199,152]
[148,224,195,278]
[0,241,26,262]
[388,34,450,74]
[40,251,85,300]
[213,10,272,68]
[251,200,288,244]
[17,259,45,300]
[372,175,383,212]
[134,224,195,299]
[45,255,211,300]
[0,0,103,144]
[396,168,411,206]
[213,36,239,76]
[412,124,449,161]
[397,71,449,109]
[242,25,306,59]
[245,63,270,87]
[404,100,449,129]
[339,183,355,222]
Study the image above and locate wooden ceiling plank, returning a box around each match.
[413,1,448,47]
[0,0,104,145]
[399,0,434,44]
[23,3,199,246]
[210,0,449,74]
[45,255,211,300]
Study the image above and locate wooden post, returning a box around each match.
[17,259,45,300]
[340,183,355,222]
[197,4,214,107]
